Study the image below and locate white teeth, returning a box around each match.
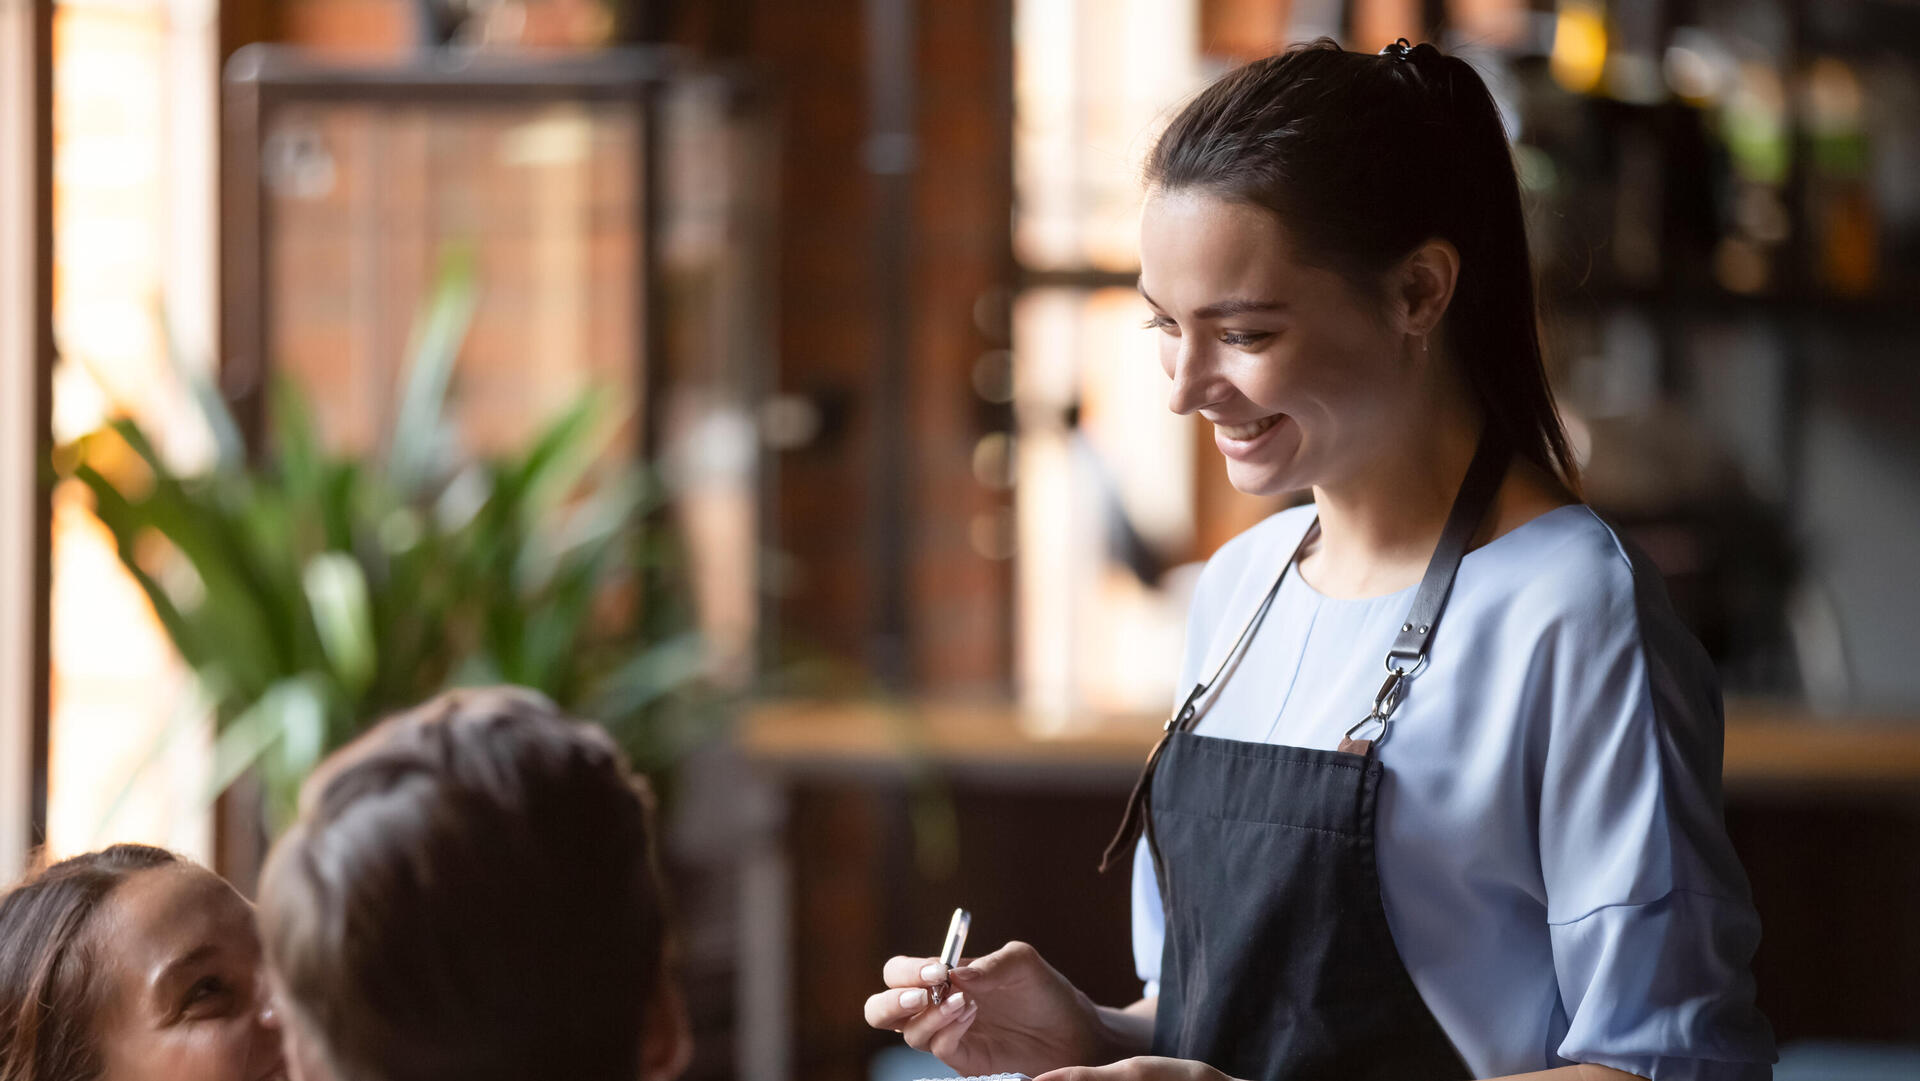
[1216,414,1281,441]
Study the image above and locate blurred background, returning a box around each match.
[2,0,1918,1079]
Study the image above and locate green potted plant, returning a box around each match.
[60,249,713,836]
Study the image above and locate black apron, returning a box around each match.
[1101,434,1511,1081]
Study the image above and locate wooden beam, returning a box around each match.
[0,0,55,876]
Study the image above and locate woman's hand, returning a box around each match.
[1035,1056,1239,1081]
[862,941,1110,1076]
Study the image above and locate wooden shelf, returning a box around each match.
[736,699,1153,784]
[738,697,1920,789]
[1719,699,1920,787]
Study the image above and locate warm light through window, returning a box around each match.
[46,0,216,861]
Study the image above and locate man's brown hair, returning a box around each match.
[259,687,669,1081]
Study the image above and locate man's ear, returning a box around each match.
[1397,238,1460,338]
[640,981,695,1081]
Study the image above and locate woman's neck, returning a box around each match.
[1300,417,1486,599]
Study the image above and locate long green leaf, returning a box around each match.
[102,419,304,676]
[511,388,630,519]
[271,377,328,536]
[302,552,376,696]
[388,246,480,496]
[80,455,287,694]
[584,631,706,723]
[72,464,209,670]
[203,690,290,803]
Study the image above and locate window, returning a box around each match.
[1011,0,1286,726]
[44,0,220,861]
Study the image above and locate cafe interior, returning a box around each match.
[2,0,1917,1079]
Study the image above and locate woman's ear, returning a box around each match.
[1396,238,1460,338]
[640,981,695,1081]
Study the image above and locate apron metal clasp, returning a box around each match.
[1345,665,1409,745]
[1372,666,1408,718]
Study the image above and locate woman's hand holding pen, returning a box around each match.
[863,940,1118,1076]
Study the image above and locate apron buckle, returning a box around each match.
[1344,713,1387,745]
[1345,665,1410,746]
[1372,665,1408,717]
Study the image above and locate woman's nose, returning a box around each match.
[1166,341,1223,417]
[255,981,282,1031]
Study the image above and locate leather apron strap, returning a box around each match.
[1099,433,1512,874]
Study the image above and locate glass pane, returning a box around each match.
[1014,286,1197,724]
[1013,0,1207,271]
[47,0,214,862]
[264,100,644,458]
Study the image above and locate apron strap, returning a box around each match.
[1097,514,1319,873]
[1341,433,1511,754]
[1383,432,1512,669]
[1100,430,1512,872]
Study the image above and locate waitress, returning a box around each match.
[863,39,1776,1081]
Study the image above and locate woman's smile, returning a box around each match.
[1211,412,1289,460]
[1212,413,1282,441]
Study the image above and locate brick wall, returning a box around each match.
[731,0,1016,693]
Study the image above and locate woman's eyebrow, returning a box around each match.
[1193,297,1285,319]
[1135,283,1284,320]
[151,943,218,993]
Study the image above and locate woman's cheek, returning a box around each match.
[170,1019,259,1081]
[1229,351,1288,406]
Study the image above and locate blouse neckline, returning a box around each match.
[1289,503,1591,606]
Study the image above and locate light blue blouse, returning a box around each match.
[1131,503,1777,1080]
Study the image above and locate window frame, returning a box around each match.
[0,0,55,877]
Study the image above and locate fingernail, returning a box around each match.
[899,988,928,1010]
[941,990,968,1014]
[949,965,977,981]
[920,962,947,983]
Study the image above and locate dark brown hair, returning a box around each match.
[1148,38,1581,491]
[258,687,669,1081]
[0,844,181,1081]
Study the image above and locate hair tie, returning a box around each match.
[1380,37,1444,66]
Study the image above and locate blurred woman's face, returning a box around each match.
[1138,188,1410,497]
[92,864,287,1081]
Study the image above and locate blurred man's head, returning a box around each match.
[258,687,689,1081]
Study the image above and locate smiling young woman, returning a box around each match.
[0,845,286,1081]
[865,38,1775,1081]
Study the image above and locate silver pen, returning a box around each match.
[929,907,971,1006]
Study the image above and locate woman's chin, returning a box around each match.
[1222,457,1306,499]
[1223,471,1298,498]
[1216,416,1307,497]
